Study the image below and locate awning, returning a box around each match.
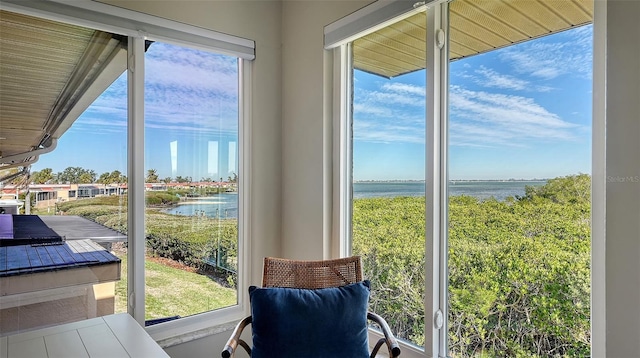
[0,10,127,168]
[353,0,593,78]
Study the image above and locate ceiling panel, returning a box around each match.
[353,0,593,78]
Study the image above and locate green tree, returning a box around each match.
[111,170,126,183]
[352,174,591,357]
[353,196,426,344]
[97,172,111,184]
[175,176,192,183]
[97,170,126,184]
[146,169,159,183]
[31,168,54,184]
[522,173,590,206]
[447,175,591,357]
[78,172,96,184]
[57,166,96,184]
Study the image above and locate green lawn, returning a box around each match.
[115,253,237,319]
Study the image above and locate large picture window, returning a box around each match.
[0,0,253,337]
[329,0,593,356]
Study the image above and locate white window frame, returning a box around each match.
[329,1,606,357]
[0,0,254,343]
[326,1,449,356]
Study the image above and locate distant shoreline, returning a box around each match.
[354,179,548,183]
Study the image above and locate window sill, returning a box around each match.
[155,321,238,348]
[146,305,247,348]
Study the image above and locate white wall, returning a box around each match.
[280,0,372,259]
[604,0,640,355]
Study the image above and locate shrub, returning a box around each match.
[58,197,237,283]
[65,205,126,221]
[353,175,591,357]
[145,191,180,206]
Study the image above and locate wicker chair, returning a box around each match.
[221,256,401,357]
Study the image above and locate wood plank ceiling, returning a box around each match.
[353,0,593,78]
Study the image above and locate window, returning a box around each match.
[143,41,240,320]
[0,0,253,338]
[327,2,445,355]
[328,0,593,356]
[446,7,593,356]
[350,14,427,347]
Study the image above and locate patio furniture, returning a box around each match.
[221,256,401,357]
[1,313,169,357]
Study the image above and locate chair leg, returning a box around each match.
[370,338,386,358]
[221,316,252,358]
[367,312,401,357]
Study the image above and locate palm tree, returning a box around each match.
[146,169,159,183]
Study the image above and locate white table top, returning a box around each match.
[0,313,170,358]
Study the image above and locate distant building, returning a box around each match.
[0,193,23,215]
[1,181,235,211]
[1,183,127,210]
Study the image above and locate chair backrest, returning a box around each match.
[262,256,363,289]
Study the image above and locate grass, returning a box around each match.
[115,252,237,320]
[48,194,238,319]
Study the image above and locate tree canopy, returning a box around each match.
[353,174,591,357]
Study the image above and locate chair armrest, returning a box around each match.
[221,316,252,358]
[367,311,401,357]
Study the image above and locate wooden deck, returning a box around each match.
[0,216,122,336]
[0,239,120,277]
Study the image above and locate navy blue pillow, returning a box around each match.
[249,280,370,358]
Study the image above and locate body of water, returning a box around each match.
[163,181,546,219]
[353,180,546,201]
[162,193,238,218]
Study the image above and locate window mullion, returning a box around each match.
[334,43,353,258]
[425,1,449,356]
[127,35,146,325]
[438,2,450,356]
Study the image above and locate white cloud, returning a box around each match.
[353,120,424,144]
[357,81,425,107]
[499,25,593,80]
[449,85,580,147]
[353,81,426,143]
[75,42,240,135]
[455,65,554,93]
[475,66,529,90]
[381,82,425,97]
[353,78,579,147]
[353,103,392,117]
[449,122,521,148]
[356,81,425,111]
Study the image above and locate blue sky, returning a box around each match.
[34,25,592,181]
[33,42,239,181]
[353,24,593,181]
